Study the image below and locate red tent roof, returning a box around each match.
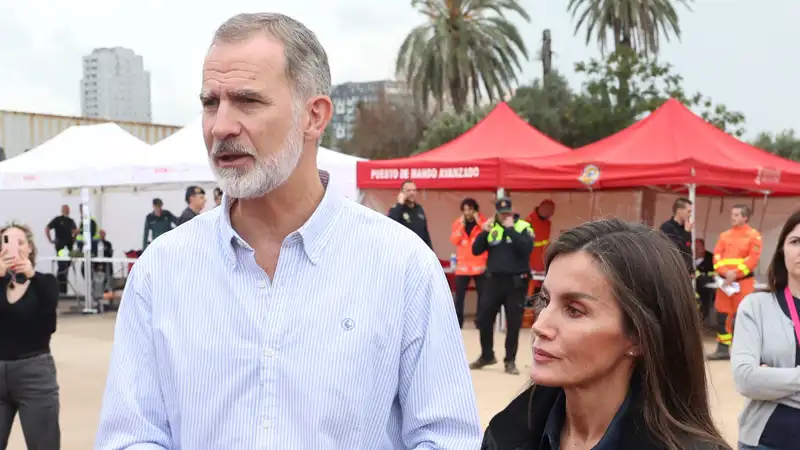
[357,102,570,190]
[502,99,800,195]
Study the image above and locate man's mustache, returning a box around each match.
[211,141,256,157]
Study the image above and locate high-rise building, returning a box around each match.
[80,47,152,123]
[329,80,410,145]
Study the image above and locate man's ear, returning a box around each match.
[304,95,333,143]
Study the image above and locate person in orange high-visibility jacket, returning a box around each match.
[525,200,556,297]
[450,198,488,328]
[707,204,762,360]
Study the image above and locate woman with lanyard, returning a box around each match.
[732,211,800,450]
[0,223,61,449]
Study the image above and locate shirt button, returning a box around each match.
[257,280,267,289]
[264,348,275,357]
[262,419,272,429]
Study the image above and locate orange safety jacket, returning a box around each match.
[525,212,552,272]
[450,214,488,276]
[713,224,762,279]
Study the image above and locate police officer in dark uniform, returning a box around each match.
[143,198,177,250]
[388,180,432,248]
[469,197,534,375]
[177,186,206,226]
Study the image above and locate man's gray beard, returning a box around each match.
[210,124,304,200]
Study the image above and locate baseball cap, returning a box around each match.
[495,197,513,214]
[152,198,163,207]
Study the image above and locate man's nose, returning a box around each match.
[209,102,242,141]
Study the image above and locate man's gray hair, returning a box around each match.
[212,13,332,100]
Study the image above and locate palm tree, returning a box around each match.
[567,0,692,56]
[397,0,530,115]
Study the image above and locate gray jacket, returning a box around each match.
[731,291,800,446]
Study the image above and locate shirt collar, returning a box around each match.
[540,388,632,450]
[218,170,341,267]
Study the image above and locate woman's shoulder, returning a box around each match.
[32,272,59,289]
[739,290,776,311]
[34,272,57,282]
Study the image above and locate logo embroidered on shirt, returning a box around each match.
[342,318,355,331]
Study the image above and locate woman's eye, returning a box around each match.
[565,305,584,317]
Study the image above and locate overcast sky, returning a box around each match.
[0,0,796,138]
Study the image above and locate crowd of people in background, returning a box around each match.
[386,175,798,449]
[0,11,797,450]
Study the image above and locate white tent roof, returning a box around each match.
[0,123,153,190]
[139,117,366,199]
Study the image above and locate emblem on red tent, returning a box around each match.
[578,164,600,186]
[755,167,781,185]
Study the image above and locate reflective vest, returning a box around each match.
[712,224,762,278]
[57,247,70,257]
[76,217,100,242]
[487,219,533,244]
[449,215,488,276]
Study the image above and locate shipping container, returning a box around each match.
[0,110,181,160]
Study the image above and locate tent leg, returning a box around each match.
[688,183,697,293]
[81,188,97,315]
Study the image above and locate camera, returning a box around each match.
[2,235,28,283]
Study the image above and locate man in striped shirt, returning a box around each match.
[95,12,480,450]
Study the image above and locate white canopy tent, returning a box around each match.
[0,123,155,313]
[139,117,365,200]
[0,123,153,190]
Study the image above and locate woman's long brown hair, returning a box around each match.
[536,218,730,450]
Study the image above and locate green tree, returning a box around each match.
[568,0,693,56]
[414,106,491,154]
[568,49,745,147]
[339,97,427,159]
[397,0,529,115]
[507,70,577,146]
[751,129,800,161]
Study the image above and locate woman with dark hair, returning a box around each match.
[482,218,729,450]
[731,211,800,450]
[0,223,61,449]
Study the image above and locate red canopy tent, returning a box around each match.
[356,102,571,190]
[502,98,800,196]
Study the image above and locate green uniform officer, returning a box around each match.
[469,197,534,375]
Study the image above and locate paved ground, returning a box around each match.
[7,315,743,449]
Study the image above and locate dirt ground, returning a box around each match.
[7,315,743,449]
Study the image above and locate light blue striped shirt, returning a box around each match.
[95,172,481,449]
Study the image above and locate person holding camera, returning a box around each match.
[0,223,61,449]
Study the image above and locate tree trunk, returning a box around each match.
[614,23,632,113]
[450,79,465,115]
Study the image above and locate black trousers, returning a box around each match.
[0,353,60,450]
[53,243,73,295]
[453,274,485,329]
[476,274,527,363]
[715,310,734,347]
